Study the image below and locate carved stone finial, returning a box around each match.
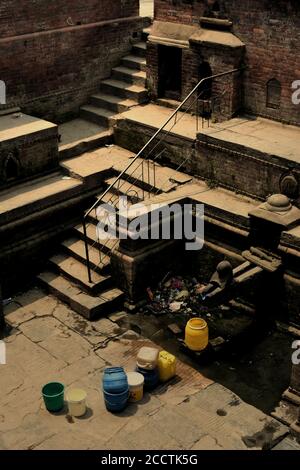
[265,194,292,213]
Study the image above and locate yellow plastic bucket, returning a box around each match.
[158,351,177,383]
[127,372,144,403]
[66,388,87,417]
[185,318,209,352]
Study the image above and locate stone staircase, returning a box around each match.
[58,39,148,160]
[37,138,195,321]
[80,42,147,129]
[38,173,157,320]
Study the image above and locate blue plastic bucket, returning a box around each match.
[103,367,128,394]
[103,388,129,413]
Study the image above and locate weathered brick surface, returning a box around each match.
[0,1,143,121]
[196,136,300,204]
[0,126,58,184]
[0,0,139,38]
[150,0,300,125]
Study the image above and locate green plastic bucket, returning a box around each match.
[42,382,65,412]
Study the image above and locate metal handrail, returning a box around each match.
[83,68,242,282]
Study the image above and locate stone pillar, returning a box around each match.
[291,363,300,394]
[291,405,300,439]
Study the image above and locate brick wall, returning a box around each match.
[0,0,139,38]
[154,0,205,25]
[0,1,144,121]
[196,136,300,205]
[226,0,300,125]
[147,39,244,119]
[0,122,58,186]
[151,0,300,126]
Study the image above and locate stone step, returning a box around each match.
[142,28,151,42]
[121,55,147,72]
[49,252,112,295]
[100,79,148,103]
[59,129,112,161]
[0,171,82,226]
[101,189,124,206]
[58,118,113,160]
[74,221,119,255]
[38,271,124,320]
[132,42,147,58]
[105,177,145,203]
[112,66,147,87]
[80,105,116,127]
[89,93,137,114]
[61,236,111,274]
[107,159,173,194]
[100,189,134,208]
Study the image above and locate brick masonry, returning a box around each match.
[0,0,139,37]
[0,1,144,121]
[149,0,300,126]
[195,136,300,205]
[0,118,58,186]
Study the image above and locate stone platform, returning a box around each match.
[114,105,300,206]
[200,116,300,165]
[0,112,58,185]
[0,287,292,450]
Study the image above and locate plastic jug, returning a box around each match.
[185,318,209,352]
[158,351,177,383]
[136,347,159,370]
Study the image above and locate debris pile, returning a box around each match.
[144,274,209,318]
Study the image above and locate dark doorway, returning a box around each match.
[198,61,213,118]
[4,156,19,181]
[198,61,213,100]
[158,45,182,101]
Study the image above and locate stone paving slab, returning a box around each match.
[0,173,81,216]
[0,113,56,143]
[0,288,292,450]
[122,104,198,140]
[174,384,289,450]
[53,304,118,346]
[201,116,300,164]
[272,436,300,450]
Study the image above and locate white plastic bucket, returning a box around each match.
[66,388,87,417]
[127,372,144,403]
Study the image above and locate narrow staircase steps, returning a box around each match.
[112,66,147,86]
[80,105,116,127]
[38,271,124,320]
[100,79,148,103]
[89,93,137,113]
[74,222,119,254]
[61,237,111,274]
[49,252,112,295]
[121,55,147,71]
